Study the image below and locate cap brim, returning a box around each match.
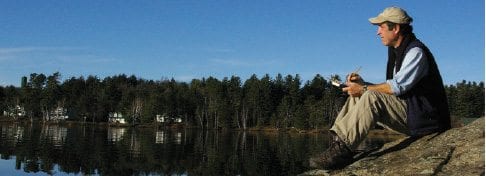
[369,16,386,25]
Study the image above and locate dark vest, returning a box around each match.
[387,34,451,136]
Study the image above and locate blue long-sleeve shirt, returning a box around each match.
[386,47,429,96]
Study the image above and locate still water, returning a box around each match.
[0,122,400,176]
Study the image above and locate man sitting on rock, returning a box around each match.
[309,6,451,170]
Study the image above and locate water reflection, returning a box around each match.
[0,122,402,175]
[108,127,126,142]
[154,130,183,145]
[1,124,24,145]
[155,131,164,144]
[41,125,67,148]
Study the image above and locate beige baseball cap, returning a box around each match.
[369,6,413,24]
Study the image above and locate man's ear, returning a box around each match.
[393,24,401,34]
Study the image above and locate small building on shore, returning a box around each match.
[155,114,167,123]
[174,117,182,123]
[155,114,183,124]
[48,107,69,122]
[109,112,126,124]
[3,105,26,119]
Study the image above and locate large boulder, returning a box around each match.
[301,117,485,176]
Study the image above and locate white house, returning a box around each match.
[49,107,69,121]
[155,114,169,123]
[155,114,183,124]
[109,112,126,124]
[3,105,26,118]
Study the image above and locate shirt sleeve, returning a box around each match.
[386,47,429,96]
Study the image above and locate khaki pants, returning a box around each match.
[330,90,409,150]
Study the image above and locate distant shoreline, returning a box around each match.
[0,116,478,135]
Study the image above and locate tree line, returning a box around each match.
[445,80,484,119]
[0,72,483,129]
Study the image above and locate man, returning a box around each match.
[309,6,451,169]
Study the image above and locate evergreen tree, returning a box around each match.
[23,73,46,119]
[0,86,5,113]
[41,72,62,121]
[227,76,243,128]
[243,74,260,128]
[258,74,273,126]
[2,86,20,117]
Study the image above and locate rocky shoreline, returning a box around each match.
[300,117,485,176]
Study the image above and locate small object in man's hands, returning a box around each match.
[331,79,347,88]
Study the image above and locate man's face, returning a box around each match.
[376,23,399,47]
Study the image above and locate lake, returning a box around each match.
[0,122,402,175]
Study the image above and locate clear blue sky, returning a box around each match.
[0,0,484,86]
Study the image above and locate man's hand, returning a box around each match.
[347,73,364,85]
[343,82,365,97]
[344,73,366,97]
[342,72,395,96]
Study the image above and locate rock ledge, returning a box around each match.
[300,118,485,176]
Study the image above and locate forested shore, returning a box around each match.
[0,72,483,129]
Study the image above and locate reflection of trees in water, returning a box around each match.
[189,131,324,175]
[0,123,193,175]
[0,123,401,175]
[41,124,67,148]
[0,123,25,147]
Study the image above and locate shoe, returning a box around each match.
[309,131,353,170]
